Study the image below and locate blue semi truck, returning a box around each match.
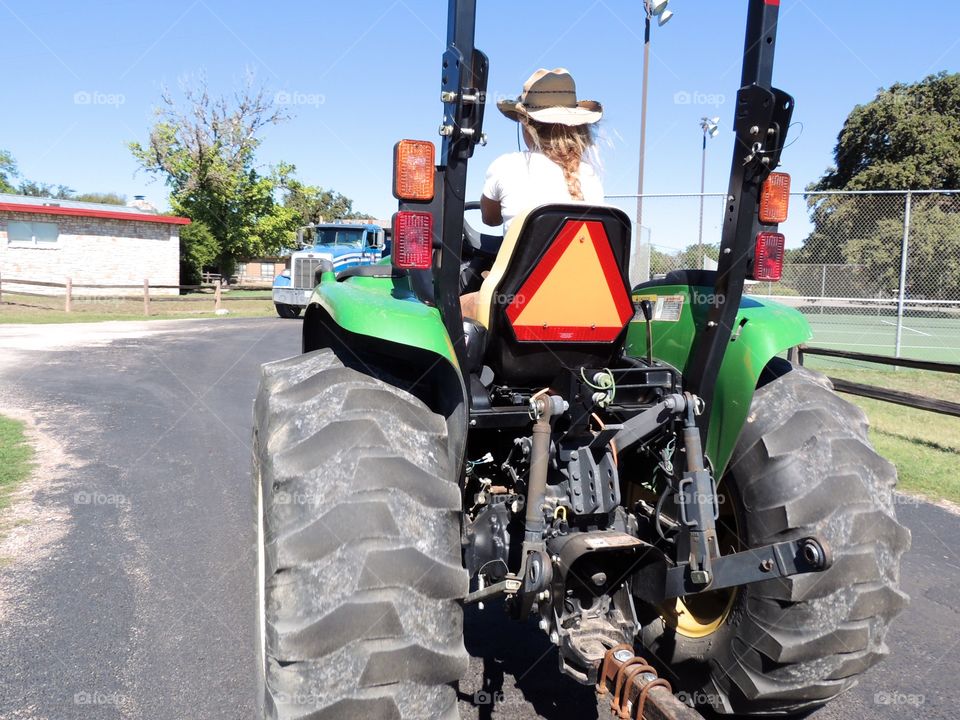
[272,221,387,318]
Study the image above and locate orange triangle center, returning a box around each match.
[512,223,624,329]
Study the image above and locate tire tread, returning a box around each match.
[255,349,467,719]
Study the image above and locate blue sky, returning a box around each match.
[2,0,958,252]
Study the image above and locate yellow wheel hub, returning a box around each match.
[669,588,737,638]
[660,479,739,639]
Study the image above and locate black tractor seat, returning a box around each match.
[469,203,634,386]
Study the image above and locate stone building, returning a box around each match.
[0,193,189,295]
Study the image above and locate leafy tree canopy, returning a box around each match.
[283,180,361,226]
[800,73,960,299]
[0,150,17,193]
[74,192,126,205]
[813,72,960,191]
[129,76,365,279]
[16,180,75,199]
[178,219,219,285]
[649,243,719,276]
[129,76,296,276]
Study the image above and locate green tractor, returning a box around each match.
[253,1,909,717]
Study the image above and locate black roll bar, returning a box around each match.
[684,0,794,443]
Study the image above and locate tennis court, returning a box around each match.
[751,296,960,362]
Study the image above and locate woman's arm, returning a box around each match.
[481,194,503,227]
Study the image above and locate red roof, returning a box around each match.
[0,201,190,225]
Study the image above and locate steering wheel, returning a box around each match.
[460,201,503,294]
[463,201,503,258]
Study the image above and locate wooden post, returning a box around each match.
[214,282,222,311]
[65,278,73,312]
[787,345,801,366]
[143,279,150,316]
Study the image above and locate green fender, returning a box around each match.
[625,286,812,475]
[302,271,468,466]
[305,270,459,366]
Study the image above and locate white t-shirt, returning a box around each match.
[482,150,605,232]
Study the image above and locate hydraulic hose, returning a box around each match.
[524,395,562,544]
[525,417,552,543]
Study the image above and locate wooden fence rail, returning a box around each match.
[796,344,960,417]
[0,273,250,316]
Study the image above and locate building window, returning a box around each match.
[260,262,275,279]
[7,220,60,248]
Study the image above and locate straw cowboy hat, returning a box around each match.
[497,68,603,126]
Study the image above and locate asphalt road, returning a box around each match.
[0,317,956,719]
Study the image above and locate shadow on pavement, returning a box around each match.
[461,600,600,719]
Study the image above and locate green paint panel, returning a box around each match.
[310,271,459,367]
[626,286,812,474]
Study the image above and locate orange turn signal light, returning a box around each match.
[759,172,791,224]
[393,140,435,201]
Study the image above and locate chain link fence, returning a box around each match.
[607,190,960,362]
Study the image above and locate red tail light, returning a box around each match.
[751,231,785,281]
[391,211,433,269]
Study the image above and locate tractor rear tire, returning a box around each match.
[639,366,910,716]
[275,303,302,319]
[253,349,468,720]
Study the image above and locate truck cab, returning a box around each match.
[271,221,386,318]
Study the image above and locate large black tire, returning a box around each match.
[253,349,468,719]
[639,366,911,716]
[275,302,302,319]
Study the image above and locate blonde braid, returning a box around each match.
[525,120,595,200]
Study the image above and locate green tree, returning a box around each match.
[648,243,719,276]
[16,180,74,199]
[0,150,17,193]
[74,192,126,205]
[283,179,361,225]
[178,219,219,285]
[801,73,960,297]
[678,242,719,270]
[129,78,299,277]
[813,72,960,191]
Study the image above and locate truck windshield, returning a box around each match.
[313,228,364,247]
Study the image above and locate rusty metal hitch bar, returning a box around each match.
[596,645,702,719]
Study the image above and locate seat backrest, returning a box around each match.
[475,204,634,385]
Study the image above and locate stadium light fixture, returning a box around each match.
[650,0,669,15]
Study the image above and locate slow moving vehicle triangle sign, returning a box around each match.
[506,220,633,342]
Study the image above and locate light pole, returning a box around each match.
[635,0,673,264]
[697,116,719,269]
